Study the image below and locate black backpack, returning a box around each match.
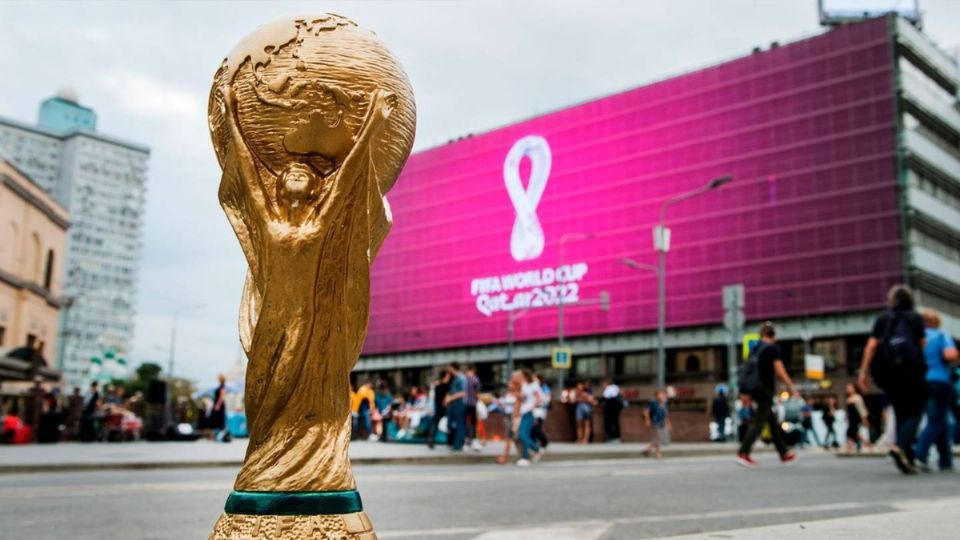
[738,343,767,397]
[870,311,923,391]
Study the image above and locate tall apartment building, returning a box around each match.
[0,90,149,386]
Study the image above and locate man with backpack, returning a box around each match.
[736,322,800,469]
[858,284,927,474]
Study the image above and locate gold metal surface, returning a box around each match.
[212,512,376,540]
[207,13,415,538]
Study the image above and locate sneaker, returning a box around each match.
[736,454,759,469]
[916,462,932,473]
[516,459,531,467]
[888,448,917,475]
[471,439,483,452]
[532,449,544,463]
[780,452,799,466]
[368,434,379,442]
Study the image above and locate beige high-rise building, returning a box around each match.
[0,159,69,362]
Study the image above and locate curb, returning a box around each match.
[0,445,753,475]
[836,450,960,459]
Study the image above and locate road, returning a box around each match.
[1,452,957,539]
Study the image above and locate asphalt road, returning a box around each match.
[1,452,957,539]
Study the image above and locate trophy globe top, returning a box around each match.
[208,13,416,194]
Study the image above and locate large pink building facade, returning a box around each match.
[359,16,960,400]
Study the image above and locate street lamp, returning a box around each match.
[168,303,205,379]
[557,232,594,392]
[653,175,732,390]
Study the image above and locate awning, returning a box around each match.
[0,347,61,382]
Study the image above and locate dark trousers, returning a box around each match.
[916,382,954,469]
[822,422,838,447]
[517,412,539,459]
[889,383,925,464]
[427,408,445,447]
[714,416,728,441]
[738,396,788,457]
[465,404,477,439]
[532,416,549,448]
[604,401,622,440]
[952,398,960,445]
[447,402,466,450]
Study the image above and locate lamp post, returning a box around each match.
[653,175,732,390]
[557,232,594,391]
[168,304,205,379]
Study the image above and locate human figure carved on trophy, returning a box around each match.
[207,13,415,540]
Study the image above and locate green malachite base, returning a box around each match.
[224,490,363,516]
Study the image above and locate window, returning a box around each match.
[0,326,5,346]
[623,353,653,374]
[44,249,54,290]
[30,233,41,283]
[575,356,603,378]
[26,333,37,350]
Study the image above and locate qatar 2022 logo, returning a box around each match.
[503,135,551,262]
[467,135,590,317]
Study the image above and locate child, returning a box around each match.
[643,389,670,459]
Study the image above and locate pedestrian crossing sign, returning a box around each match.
[742,333,760,359]
[552,346,573,369]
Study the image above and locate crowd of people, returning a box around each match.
[733,285,958,474]
[346,362,678,466]
[0,381,145,444]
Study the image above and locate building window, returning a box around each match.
[26,333,37,350]
[44,249,55,291]
[623,353,653,374]
[30,233,42,283]
[0,326,5,346]
[575,356,603,378]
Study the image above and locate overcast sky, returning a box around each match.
[0,1,957,385]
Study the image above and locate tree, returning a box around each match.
[136,362,163,382]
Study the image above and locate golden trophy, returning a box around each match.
[206,14,415,539]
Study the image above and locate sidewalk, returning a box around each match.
[0,440,752,474]
[667,497,960,539]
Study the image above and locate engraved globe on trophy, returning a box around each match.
[207,14,415,540]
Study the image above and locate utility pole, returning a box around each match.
[723,284,745,392]
[655,175,733,389]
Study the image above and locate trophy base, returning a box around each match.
[209,511,376,539]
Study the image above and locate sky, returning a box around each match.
[0,0,957,385]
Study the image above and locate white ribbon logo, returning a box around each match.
[504,135,551,262]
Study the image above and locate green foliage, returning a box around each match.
[136,362,163,382]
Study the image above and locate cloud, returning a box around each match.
[99,70,202,124]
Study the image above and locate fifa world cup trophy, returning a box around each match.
[207,14,415,539]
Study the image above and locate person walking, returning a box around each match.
[737,394,753,442]
[915,309,959,472]
[643,389,670,459]
[513,369,542,466]
[374,382,392,441]
[574,381,596,444]
[79,381,101,443]
[844,383,870,452]
[210,374,230,443]
[736,322,800,469]
[822,395,840,449]
[427,372,450,449]
[529,373,550,451]
[444,362,467,451]
[496,382,520,465]
[858,285,927,474]
[601,379,623,443]
[463,365,481,450]
[711,388,731,442]
[799,398,821,448]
